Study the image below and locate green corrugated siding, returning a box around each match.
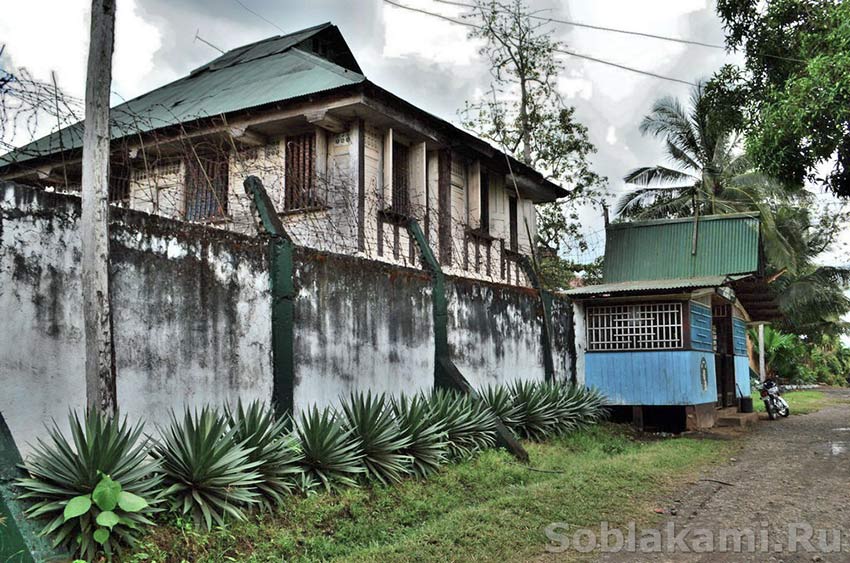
[603,215,760,283]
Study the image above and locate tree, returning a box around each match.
[81,0,117,413]
[711,0,850,197]
[457,0,605,288]
[619,84,850,336]
[617,82,800,273]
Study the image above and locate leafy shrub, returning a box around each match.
[510,380,559,440]
[429,389,496,461]
[225,400,303,509]
[155,406,263,531]
[296,405,365,492]
[61,473,151,561]
[341,392,412,485]
[392,394,448,478]
[17,410,159,561]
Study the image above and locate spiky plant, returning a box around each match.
[574,386,609,427]
[17,410,160,561]
[510,380,559,441]
[392,394,448,478]
[479,384,522,434]
[155,406,263,531]
[428,389,496,461]
[341,391,413,486]
[296,405,365,492]
[225,400,303,509]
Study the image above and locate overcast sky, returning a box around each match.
[1,0,844,263]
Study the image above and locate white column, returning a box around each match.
[758,323,766,382]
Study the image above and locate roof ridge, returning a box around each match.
[189,22,334,76]
[607,212,760,230]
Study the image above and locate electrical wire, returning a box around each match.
[383,0,697,86]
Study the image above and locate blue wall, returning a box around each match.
[734,354,751,397]
[586,350,717,406]
[732,318,748,356]
[690,303,713,352]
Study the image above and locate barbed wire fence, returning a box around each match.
[0,58,539,287]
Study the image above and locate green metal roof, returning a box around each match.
[1,23,365,167]
[602,213,762,283]
[563,275,743,297]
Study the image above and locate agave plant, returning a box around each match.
[17,409,160,561]
[479,384,522,435]
[574,386,609,427]
[155,406,263,531]
[341,391,412,486]
[391,394,448,479]
[428,389,496,461]
[510,380,559,441]
[296,405,365,492]
[225,400,303,509]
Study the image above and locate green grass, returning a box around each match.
[123,424,730,563]
[751,389,837,415]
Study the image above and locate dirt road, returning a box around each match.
[594,388,850,563]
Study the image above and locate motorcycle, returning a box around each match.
[759,378,790,420]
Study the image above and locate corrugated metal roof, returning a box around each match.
[563,275,736,297]
[603,213,761,283]
[0,23,365,167]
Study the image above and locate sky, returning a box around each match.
[0,0,845,264]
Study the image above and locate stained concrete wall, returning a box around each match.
[1,182,273,455]
[0,182,573,455]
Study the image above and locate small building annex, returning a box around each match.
[0,23,567,287]
[565,213,781,431]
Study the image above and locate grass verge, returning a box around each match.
[123,424,730,563]
[751,389,839,415]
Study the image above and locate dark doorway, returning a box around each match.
[712,301,737,407]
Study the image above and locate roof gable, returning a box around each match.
[602,213,762,283]
[1,24,365,167]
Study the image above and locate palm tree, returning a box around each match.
[618,83,850,337]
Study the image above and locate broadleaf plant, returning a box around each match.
[17,410,160,561]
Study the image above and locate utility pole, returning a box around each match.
[81,0,117,414]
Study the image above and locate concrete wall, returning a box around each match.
[0,182,273,454]
[0,182,573,455]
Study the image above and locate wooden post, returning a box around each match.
[81,0,117,413]
[758,323,766,382]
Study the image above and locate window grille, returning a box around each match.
[479,168,490,232]
[508,196,518,251]
[285,133,317,210]
[586,303,683,351]
[392,141,410,215]
[185,153,228,221]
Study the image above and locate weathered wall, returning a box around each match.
[1,182,573,455]
[0,182,273,455]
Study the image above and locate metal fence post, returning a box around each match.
[244,176,295,417]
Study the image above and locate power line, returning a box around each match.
[432,0,807,64]
[383,0,696,86]
[433,0,725,49]
[231,0,286,34]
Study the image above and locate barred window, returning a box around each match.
[185,153,228,221]
[586,303,683,351]
[391,141,410,215]
[284,133,317,211]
